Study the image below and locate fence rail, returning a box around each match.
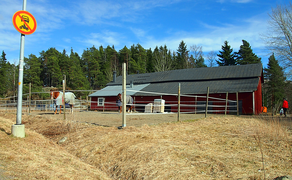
[0,99,89,112]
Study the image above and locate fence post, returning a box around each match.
[29,82,31,114]
[63,75,66,120]
[87,96,89,111]
[236,92,239,116]
[195,96,197,114]
[134,96,136,112]
[225,92,228,115]
[177,83,181,122]
[26,96,29,112]
[205,87,209,118]
[122,63,127,127]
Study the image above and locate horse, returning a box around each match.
[50,90,76,114]
[116,93,134,113]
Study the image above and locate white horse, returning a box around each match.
[51,91,76,114]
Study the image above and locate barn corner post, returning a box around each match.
[122,63,126,127]
[11,0,27,138]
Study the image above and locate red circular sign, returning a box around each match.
[12,10,37,35]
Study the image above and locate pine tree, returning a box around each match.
[264,53,286,110]
[236,40,261,65]
[153,45,173,72]
[118,46,131,74]
[176,41,189,69]
[194,55,207,68]
[0,51,8,97]
[69,48,90,91]
[24,54,42,87]
[146,48,154,73]
[40,48,63,88]
[216,41,236,66]
[129,44,147,74]
[81,46,101,89]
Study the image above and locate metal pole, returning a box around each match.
[16,0,26,125]
[205,87,209,118]
[177,83,181,122]
[122,63,126,127]
[12,0,27,138]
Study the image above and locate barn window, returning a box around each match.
[98,98,105,106]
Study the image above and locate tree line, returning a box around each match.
[0,39,263,98]
[0,38,290,113]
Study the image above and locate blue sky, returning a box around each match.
[0,0,290,68]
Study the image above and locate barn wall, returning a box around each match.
[90,78,262,115]
[254,77,263,115]
[90,92,257,114]
[90,96,119,111]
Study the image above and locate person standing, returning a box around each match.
[282,98,289,117]
[116,93,122,113]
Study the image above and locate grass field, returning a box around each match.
[0,111,291,179]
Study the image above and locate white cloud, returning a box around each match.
[82,31,123,47]
[139,13,269,54]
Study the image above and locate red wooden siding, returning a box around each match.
[90,77,263,115]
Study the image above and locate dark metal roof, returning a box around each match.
[134,78,260,96]
[107,63,263,86]
[89,63,263,96]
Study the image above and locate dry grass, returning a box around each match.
[0,112,291,179]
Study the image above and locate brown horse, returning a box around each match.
[116,93,133,113]
[50,90,76,114]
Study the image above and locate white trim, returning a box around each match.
[98,97,105,106]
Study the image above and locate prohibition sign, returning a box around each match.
[12,10,37,35]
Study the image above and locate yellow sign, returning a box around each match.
[12,10,37,35]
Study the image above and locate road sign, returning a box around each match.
[12,10,37,35]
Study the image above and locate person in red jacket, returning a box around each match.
[282,98,289,117]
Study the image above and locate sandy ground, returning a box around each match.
[22,110,211,127]
[3,108,291,127]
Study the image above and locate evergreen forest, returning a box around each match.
[0,39,290,111]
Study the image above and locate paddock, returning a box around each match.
[5,110,209,127]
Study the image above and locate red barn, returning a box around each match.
[89,63,263,115]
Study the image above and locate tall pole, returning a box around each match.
[12,0,27,138]
[122,63,126,127]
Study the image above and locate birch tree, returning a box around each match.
[265,3,292,69]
